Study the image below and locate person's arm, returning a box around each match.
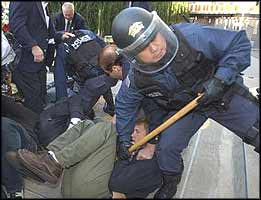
[78,13,87,30]
[9,2,38,49]
[115,76,144,147]
[1,31,16,65]
[176,23,251,85]
[53,13,60,31]
[213,29,251,85]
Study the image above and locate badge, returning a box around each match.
[128,22,144,38]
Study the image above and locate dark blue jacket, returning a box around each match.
[9,2,60,72]
[115,22,251,145]
[54,12,86,32]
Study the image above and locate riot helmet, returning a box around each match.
[112,7,179,74]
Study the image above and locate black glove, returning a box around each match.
[198,77,226,106]
[117,142,132,160]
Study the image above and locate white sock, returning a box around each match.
[48,151,59,164]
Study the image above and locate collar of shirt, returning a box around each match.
[41,1,49,29]
[65,19,72,30]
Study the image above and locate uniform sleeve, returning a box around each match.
[115,75,144,145]
[78,13,87,30]
[176,23,251,85]
[213,29,251,85]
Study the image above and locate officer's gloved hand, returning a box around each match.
[117,142,132,160]
[198,77,226,106]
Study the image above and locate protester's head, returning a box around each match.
[112,7,179,74]
[62,2,75,21]
[131,118,149,143]
[98,44,124,80]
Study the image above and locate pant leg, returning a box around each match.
[39,67,47,106]
[209,94,259,150]
[1,118,24,193]
[80,75,111,114]
[53,120,116,168]
[54,44,68,100]
[47,119,95,152]
[156,111,206,174]
[38,99,71,147]
[12,68,46,114]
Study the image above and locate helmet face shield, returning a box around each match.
[122,12,179,74]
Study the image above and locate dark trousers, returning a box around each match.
[155,93,259,174]
[12,67,47,114]
[54,44,71,100]
[45,43,56,69]
[1,117,37,193]
[38,95,84,147]
[79,74,116,114]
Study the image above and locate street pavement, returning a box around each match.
[25,54,259,198]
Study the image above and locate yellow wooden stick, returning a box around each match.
[128,93,204,153]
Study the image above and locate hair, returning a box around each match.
[98,44,122,72]
[62,2,74,12]
[135,118,149,134]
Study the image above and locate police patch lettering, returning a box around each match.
[71,35,93,50]
[128,22,144,38]
[147,92,164,97]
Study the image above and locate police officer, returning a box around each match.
[56,29,117,117]
[111,7,259,198]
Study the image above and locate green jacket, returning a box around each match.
[51,120,117,198]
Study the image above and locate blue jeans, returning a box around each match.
[1,117,36,193]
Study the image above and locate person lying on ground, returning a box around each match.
[16,117,162,198]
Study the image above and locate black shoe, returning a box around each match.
[103,105,115,116]
[7,189,24,199]
[154,159,184,199]
[86,109,95,120]
[153,174,180,199]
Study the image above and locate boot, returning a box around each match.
[17,149,63,185]
[153,173,182,199]
[103,103,115,116]
[154,159,184,199]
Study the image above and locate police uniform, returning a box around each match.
[55,29,117,115]
[112,7,259,198]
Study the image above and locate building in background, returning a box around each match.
[188,2,259,49]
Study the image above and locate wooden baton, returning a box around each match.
[128,93,204,153]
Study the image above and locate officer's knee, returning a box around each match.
[243,120,259,153]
